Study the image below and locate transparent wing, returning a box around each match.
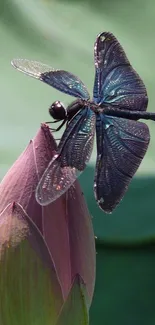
[36,107,96,205]
[93,32,148,110]
[94,114,150,213]
[36,155,80,205]
[11,59,90,100]
[11,59,54,78]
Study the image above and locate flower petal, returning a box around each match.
[43,183,96,305]
[55,274,89,325]
[0,202,63,325]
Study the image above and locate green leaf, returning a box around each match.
[0,203,63,325]
[56,274,89,325]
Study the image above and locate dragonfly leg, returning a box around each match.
[54,120,66,131]
[49,119,67,132]
[45,120,60,124]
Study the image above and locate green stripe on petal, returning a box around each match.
[0,202,63,325]
[55,274,89,325]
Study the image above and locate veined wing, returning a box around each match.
[93,32,148,111]
[36,107,96,205]
[11,59,90,100]
[94,114,150,213]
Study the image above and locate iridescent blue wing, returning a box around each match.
[36,107,96,205]
[11,59,90,100]
[94,114,150,213]
[93,32,148,110]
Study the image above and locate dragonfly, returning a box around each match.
[11,31,155,213]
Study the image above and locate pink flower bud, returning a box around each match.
[0,124,95,304]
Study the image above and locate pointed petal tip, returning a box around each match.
[55,271,89,325]
[0,125,58,229]
[0,202,30,259]
[37,122,57,152]
[73,274,85,286]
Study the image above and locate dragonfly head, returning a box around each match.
[49,101,67,121]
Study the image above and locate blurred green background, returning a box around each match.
[0,0,155,324]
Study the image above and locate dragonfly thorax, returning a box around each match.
[66,98,102,120]
[66,99,84,121]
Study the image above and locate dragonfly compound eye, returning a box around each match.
[49,101,67,120]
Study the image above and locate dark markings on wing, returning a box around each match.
[36,107,96,205]
[94,114,150,213]
[57,106,96,169]
[11,59,90,100]
[41,70,90,100]
[93,32,148,111]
